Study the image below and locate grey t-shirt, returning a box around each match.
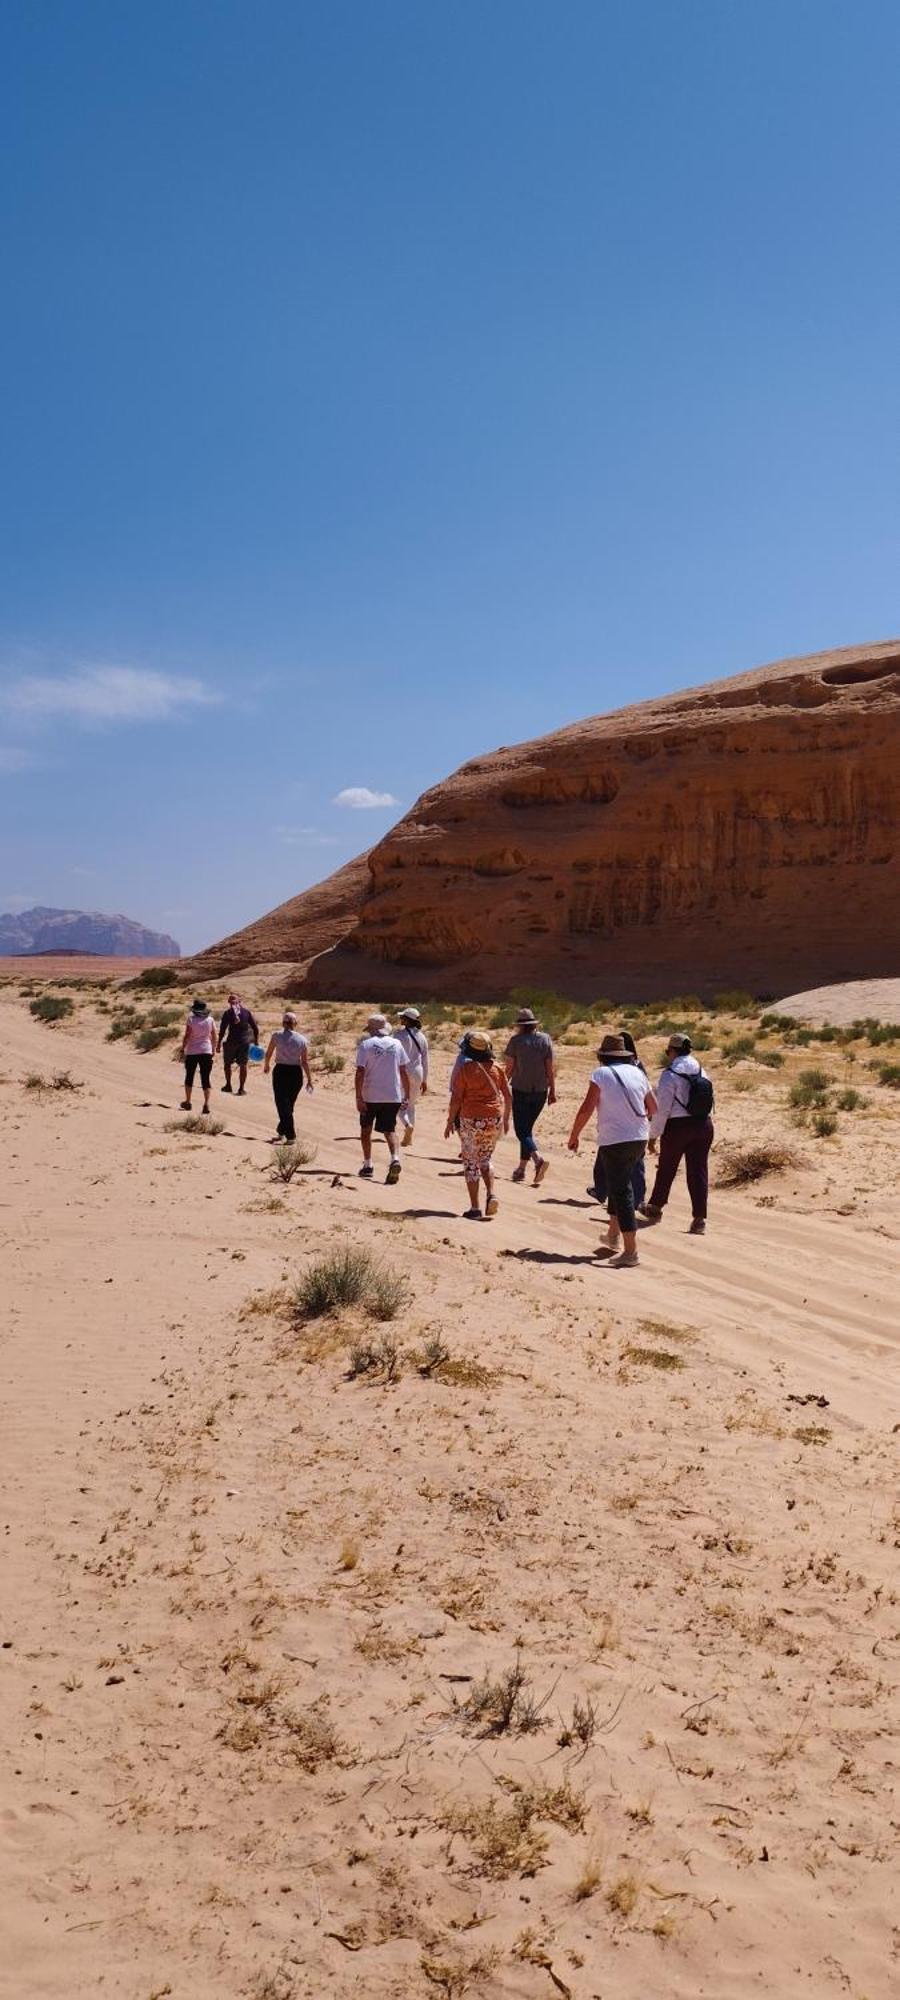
[503,1029,553,1092]
[271,1029,308,1066]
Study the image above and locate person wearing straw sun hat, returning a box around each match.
[503,1005,556,1186]
[445,1031,512,1220]
[567,1034,657,1267]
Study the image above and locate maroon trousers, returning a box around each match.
[648,1118,714,1220]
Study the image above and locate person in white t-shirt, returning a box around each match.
[395,1006,429,1148]
[567,1034,657,1267]
[355,1014,411,1184]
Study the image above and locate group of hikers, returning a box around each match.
[179,995,714,1267]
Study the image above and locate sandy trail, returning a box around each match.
[1,993,898,1999]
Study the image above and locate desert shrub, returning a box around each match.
[872,1062,900,1088]
[787,1068,830,1109]
[836,1087,865,1110]
[127,965,181,991]
[23,1071,47,1091]
[690,1026,713,1050]
[812,1110,838,1137]
[347,1333,401,1381]
[864,1020,899,1045]
[717,1142,800,1187]
[489,1002,518,1030]
[164,1114,224,1136]
[51,1070,81,1090]
[754,1047,784,1068]
[135,1025,173,1051]
[318,1051,345,1074]
[29,994,74,1024]
[270,1139,317,1182]
[712,989,756,1015]
[760,1012,798,1032]
[106,1010,142,1040]
[720,1035,757,1064]
[292,1246,410,1322]
[508,986,581,1033]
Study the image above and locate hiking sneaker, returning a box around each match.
[533,1157,549,1187]
[511,1163,526,1183]
[464,1207,482,1220]
[639,1202,663,1222]
[610,1249,640,1268]
[221,1083,232,1093]
[200,1104,210,1115]
[386,1159,401,1185]
[358,1162,374,1178]
[689,1218,706,1235]
[485,1195,499,1218]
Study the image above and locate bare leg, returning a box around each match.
[237,1061,248,1094]
[465,1172,481,1214]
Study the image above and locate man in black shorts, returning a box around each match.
[354,1013,411,1185]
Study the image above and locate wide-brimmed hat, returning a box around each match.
[367,1012,389,1034]
[465,1030,493,1054]
[598,1033,626,1057]
[191,998,208,1016]
[667,1032,692,1054]
[399,1006,421,1023]
[515,1007,538,1025]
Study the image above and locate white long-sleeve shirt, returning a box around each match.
[650,1054,704,1139]
[396,1024,429,1083]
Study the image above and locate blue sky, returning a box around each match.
[1,1,898,953]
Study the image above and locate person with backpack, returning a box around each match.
[567,1035,657,1267]
[219,991,260,1095]
[445,1031,512,1220]
[503,1006,556,1186]
[642,1032,715,1234]
[395,1006,429,1148]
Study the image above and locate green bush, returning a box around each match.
[755,1048,784,1068]
[836,1088,864,1111]
[319,1052,345,1074]
[29,994,74,1024]
[788,1068,830,1110]
[127,965,181,991]
[712,990,756,1015]
[812,1110,838,1137]
[135,1025,173,1051]
[292,1247,410,1322]
[872,1062,900,1088]
[759,1012,798,1032]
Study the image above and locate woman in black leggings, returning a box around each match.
[262,1012,313,1141]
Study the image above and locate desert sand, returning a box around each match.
[1,979,898,2000]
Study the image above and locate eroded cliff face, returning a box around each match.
[302,643,900,1001]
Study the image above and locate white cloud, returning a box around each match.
[0,746,39,772]
[4,666,217,726]
[332,786,400,810]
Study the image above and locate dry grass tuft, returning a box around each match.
[463,1655,545,1736]
[574,1852,604,1901]
[269,1139,317,1181]
[164,1114,225,1136]
[607,1870,641,1917]
[292,1246,409,1323]
[420,1948,500,1997]
[716,1142,800,1187]
[445,1777,585,1878]
[622,1345,685,1372]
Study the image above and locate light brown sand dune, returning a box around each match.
[777,976,900,1025]
[1,988,897,1998]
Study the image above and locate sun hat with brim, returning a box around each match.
[465,1030,493,1054]
[515,1007,538,1024]
[399,1007,421,1023]
[667,1033,692,1054]
[367,1013,390,1034]
[191,998,209,1016]
[598,1034,627,1057]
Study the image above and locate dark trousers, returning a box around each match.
[598,1140,646,1234]
[593,1146,646,1212]
[512,1088,547,1159]
[272,1063,302,1142]
[649,1119,714,1220]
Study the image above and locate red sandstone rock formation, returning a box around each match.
[299,642,900,1002]
[184,850,371,980]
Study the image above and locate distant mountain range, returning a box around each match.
[0,906,181,958]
